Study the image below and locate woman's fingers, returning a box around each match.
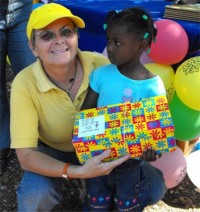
[94,149,112,163]
[82,149,130,178]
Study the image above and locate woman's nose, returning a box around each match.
[54,34,65,44]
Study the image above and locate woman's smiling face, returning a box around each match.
[30,17,78,67]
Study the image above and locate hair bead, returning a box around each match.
[143,32,149,39]
[115,10,121,13]
[146,48,151,54]
[142,14,148,20]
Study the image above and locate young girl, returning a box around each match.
[81,7,167,211]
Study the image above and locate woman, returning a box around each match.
[10,3,130,211]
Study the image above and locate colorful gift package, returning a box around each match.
[72,95,176,164]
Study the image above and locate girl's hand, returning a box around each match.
[139,147,162,162]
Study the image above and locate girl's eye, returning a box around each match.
[115,41,121,46]
[107,40,121,47]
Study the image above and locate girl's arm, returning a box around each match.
[81,87,99,110]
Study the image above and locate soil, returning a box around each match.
[1,65,200,212]
[0,150,200,212]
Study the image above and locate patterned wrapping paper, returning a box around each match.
[72,95,176,164]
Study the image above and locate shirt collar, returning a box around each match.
[32,49,94,93]
[32,59,57,93]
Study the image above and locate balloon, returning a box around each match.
[145,63,175,102]
[150,146,187,189]
[186,150,200,188]
[6,55,10,65]
[169,93,200,141]
[174,56,200,111]
[102,47,108,58]
[140,51,154,65]
[149,19,189,65]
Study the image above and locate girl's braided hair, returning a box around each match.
[105,7,157,48]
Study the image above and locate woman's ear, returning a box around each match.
[28,40,38,57]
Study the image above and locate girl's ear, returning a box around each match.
[138,40,148,54]
[28,40,39,57]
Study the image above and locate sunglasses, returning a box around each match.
[35,26,77,42]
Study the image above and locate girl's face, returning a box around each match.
[29,18,78,68]
[106,24,144,66]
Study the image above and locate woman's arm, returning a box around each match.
[16,148,130,179]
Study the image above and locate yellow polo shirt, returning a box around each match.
[10,50,109,152]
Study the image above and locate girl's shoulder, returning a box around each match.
[94,63,116,73]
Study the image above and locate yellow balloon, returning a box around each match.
[145,63,175,102]
[174,56,200,111]
[6,55,10,65]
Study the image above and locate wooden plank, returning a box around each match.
[33,0,39,4]
[176,137,199,155]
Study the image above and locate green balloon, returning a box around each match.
[169,93,200,141]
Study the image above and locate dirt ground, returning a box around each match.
[1,66,200,212]
[0,150,200,212]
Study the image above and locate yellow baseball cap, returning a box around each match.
[27,3,85,40]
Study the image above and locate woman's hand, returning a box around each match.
[139,147,162,162]
[70,149,131,179]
